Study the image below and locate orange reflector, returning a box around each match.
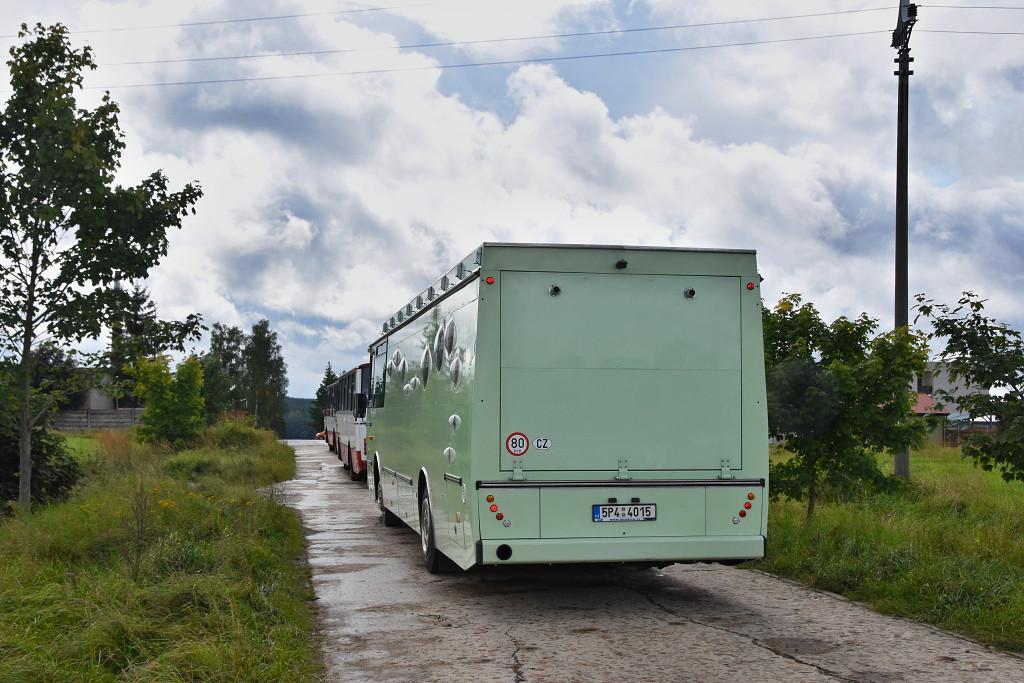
[747,492,756,500]
[486,495,494,503]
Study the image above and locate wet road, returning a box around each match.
[279,441,1024,683]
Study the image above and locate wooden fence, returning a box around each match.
[53,408,143,432]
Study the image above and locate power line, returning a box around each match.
[87,30,887,90]
[5,2,1021,42]
[922,4,1024,8]
[920,28,1024,33]
[0,3,433,39]
[104,6,899,67]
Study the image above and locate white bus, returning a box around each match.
[325,364,371,481]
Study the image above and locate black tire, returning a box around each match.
[377,470,402,527]
[419,492,443,574]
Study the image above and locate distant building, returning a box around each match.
[912,361,988,420]
[911,361,995,446]
[81,386,115,410]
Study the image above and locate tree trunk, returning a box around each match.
[17,242,40,513]
[806,479,817,520]
[17,339,33,512]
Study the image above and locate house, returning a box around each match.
[912,361,995,446]
[912,361,988,420]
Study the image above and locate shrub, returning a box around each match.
[0,426,82,510]
[200,419,263,452]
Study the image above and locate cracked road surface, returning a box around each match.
[280,441,1023,683]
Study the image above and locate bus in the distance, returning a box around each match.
[324,364,370,481]
[364,243,769,573]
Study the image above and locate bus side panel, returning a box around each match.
[368,281,480,569]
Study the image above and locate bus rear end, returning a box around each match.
[475,246,767,566]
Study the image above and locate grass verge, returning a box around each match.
[0,424,319,682]
[754,444,1024,651]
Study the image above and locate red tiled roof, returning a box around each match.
[913,392,949,415]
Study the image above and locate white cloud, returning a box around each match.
[3,0,1022,396]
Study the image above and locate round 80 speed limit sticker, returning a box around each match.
[505,432,529,456]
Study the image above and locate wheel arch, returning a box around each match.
[417,467,433,507]
[372,452,382,499]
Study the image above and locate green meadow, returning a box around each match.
[0,423,319,682]
[757,444,1024,651]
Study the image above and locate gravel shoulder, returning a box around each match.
[281,441,1024,683]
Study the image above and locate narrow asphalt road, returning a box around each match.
[279,440,1023,683]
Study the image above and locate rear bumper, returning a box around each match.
[479,535,764,565]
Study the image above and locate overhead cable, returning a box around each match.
[0,3,431,39]
[920,28,1024,33]
[104,6,900,66]
[88,30,888,90]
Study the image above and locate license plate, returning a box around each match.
[592,504,657,522]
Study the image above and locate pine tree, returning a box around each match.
[310,362,338,432]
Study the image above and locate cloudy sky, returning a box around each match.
[3,1,1022,396]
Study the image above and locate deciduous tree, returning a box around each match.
[131,355,205,448]
[244,319,288,436]
[0,24,202,510]
[209,322,248,407]
[915,292,1024,482]
[764,294,928,517]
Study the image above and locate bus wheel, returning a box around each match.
[377,472,401,528]
[419,492,443,574]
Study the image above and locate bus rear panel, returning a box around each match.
[365,244,768,570]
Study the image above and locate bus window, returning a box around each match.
[371,343,387,408]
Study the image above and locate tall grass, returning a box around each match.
[756,444,1024,651]
[0,424,319,682]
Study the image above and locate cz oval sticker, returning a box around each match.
[505,432,529,456]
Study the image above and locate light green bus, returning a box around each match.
[365,243,768,572]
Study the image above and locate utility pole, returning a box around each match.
[892,0,918,480]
